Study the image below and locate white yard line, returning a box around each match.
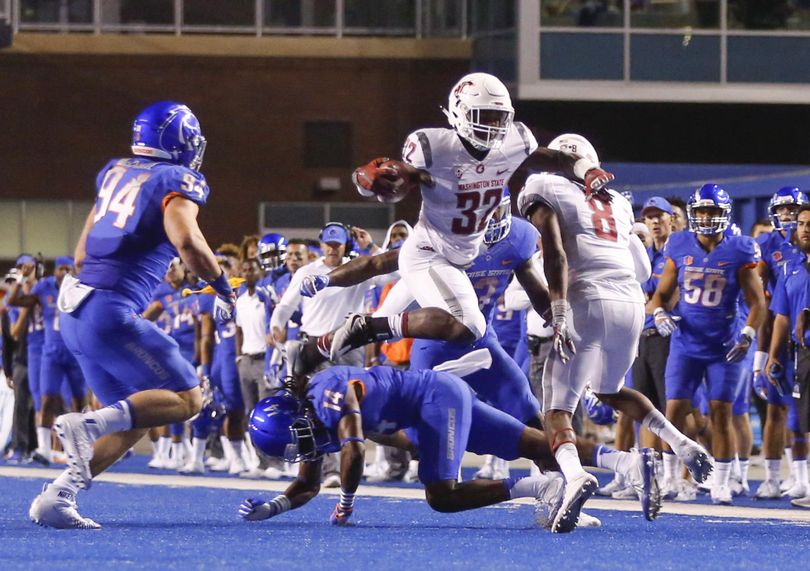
[3,466,809,522]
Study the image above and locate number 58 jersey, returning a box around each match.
[79,157,209,312]
[664,230,760,357]
[517,173,641,303]
[402,123,537,266]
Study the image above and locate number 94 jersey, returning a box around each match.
[518,173,640,303]
[402,123,537,266]
[664,230,760,356]
[80,157,209,312]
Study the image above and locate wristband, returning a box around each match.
[268,495,292,517]
[573,158,598,181]
[753,351,768,372]
[209,272,233,298]
[653,307,665,317]
[340,436,365,446]
[550,299,569,318]
[740,325,756,341]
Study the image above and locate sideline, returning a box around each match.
[3,466,809,523]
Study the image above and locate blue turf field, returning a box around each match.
[2,457,808,570]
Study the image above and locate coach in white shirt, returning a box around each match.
[270,223,371,367]
[235,258,269,415]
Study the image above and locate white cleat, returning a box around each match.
[790,495,810,509]
[491,457,511,481]
[782,482,808,499]
[29,484,100,530]
[679,441,713,484]
[577,511,602,528]
[780,476,795,494]
[674,480,698,502]
[550,472,598,534]
[53,413,96,491]
[178,460,205,475]
[239,468,265,479]
[729,477,747,497]
[474,455,495,480]
[754,479,782,500]
[661,478,679,500]
[597,475,625,497]
[533,473,565,529]
[323,473,341,488]
[262,466,285,480]
[207,457,231,472]
[611,485,638,500]
[711,484,733,505]
[228,457,248,476]
[147,456,169,469]
[403,460,420,483]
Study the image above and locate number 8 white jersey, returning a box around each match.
[402,123,537,266]
[518,173,643,303]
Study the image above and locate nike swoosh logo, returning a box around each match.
[497,169,509,175]
[717,262,730,266]
[501,259,512,266]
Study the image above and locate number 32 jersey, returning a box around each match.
[80,157,209,312]
[402,123,537,266]
[664,231,760,357]
[517,174,641,303]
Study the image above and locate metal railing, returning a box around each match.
[9,0,471,38]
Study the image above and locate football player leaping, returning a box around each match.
[325,72,613,361]
[517,139,719,524]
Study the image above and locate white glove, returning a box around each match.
[653,308,680,337]
[550,299,576,363]
[239,496,291,521]
[213,293,236,323]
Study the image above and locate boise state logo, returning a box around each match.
[773,251,783,262]
[683,255,693,265]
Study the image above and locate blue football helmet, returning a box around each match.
[258,233,288,271]
[769,186,807,231]
[249,393,334,462]
[131,101,207,171]
[484,188,512,245]
[687,183,732,235]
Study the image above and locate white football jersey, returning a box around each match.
[518,173,642,303]
[401,123,538,266]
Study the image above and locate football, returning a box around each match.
[372,159,418,203]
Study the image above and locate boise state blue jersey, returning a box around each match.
[466,217,537,319]
[31,277,65,349]
[80,157,209,312]
[307,366,438,439]
[665,231,760,357]
[490,296,524,353]
[151,284,198,360]
[642,244,667,330]
[271,272,302,340]
[756,230,802,294]
[27,303,45,348]
[771,256,810,346]
[198,293,237,355]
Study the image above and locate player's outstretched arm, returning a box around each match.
[301,250,400,297]
[163,198,221,284]
[239,459,323,522]
[331,386,365,525]
[509,148,613,195]
[648,259,680,337]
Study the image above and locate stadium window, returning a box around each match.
[303,121,353,168]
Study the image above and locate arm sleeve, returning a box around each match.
[629,233,652,282]
[401,131,429,169]
[270,268,306,332]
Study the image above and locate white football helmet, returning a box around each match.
[443,73,514,151]
[547,133,600,167]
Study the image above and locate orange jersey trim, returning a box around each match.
[348,379,366,403]
[162,191,185,212]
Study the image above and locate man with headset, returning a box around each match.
[269,222,392,487]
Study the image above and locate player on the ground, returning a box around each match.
[326,73,613,360]
[753,187,807,499]
[239,363,659,532]
[29,101,235,529]
[517,137,715,519]
[649,184,767,504]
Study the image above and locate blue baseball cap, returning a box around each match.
[320,223,349,245]
[641,197,673,216]
[15,254,33,266]
[54,256,74,267]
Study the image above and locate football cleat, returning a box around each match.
[533,473,565,529]
[661,478,679,500]
[679,441,713,484]
[228,457,248,475]
[577,511,602,528]
[403,460,420,483]
[29,451,51,467]
[178,460,205,475]
[780,476,795,493]
[674,480,698,502]
[329,313,375,361]
[790,495,810,509]
[550,472,598,533]
[262,466,285,480]
[53,413,96,491]
[30,484,100,530]
[754,479,782,500]
[323,473,342,489]
[611,486,638,500]
[782,481,808,499]
[474,455,495,480]
[491,457,511,480]
[711,484,732,505]
[597,474,625,496]
[625,448,662,521]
